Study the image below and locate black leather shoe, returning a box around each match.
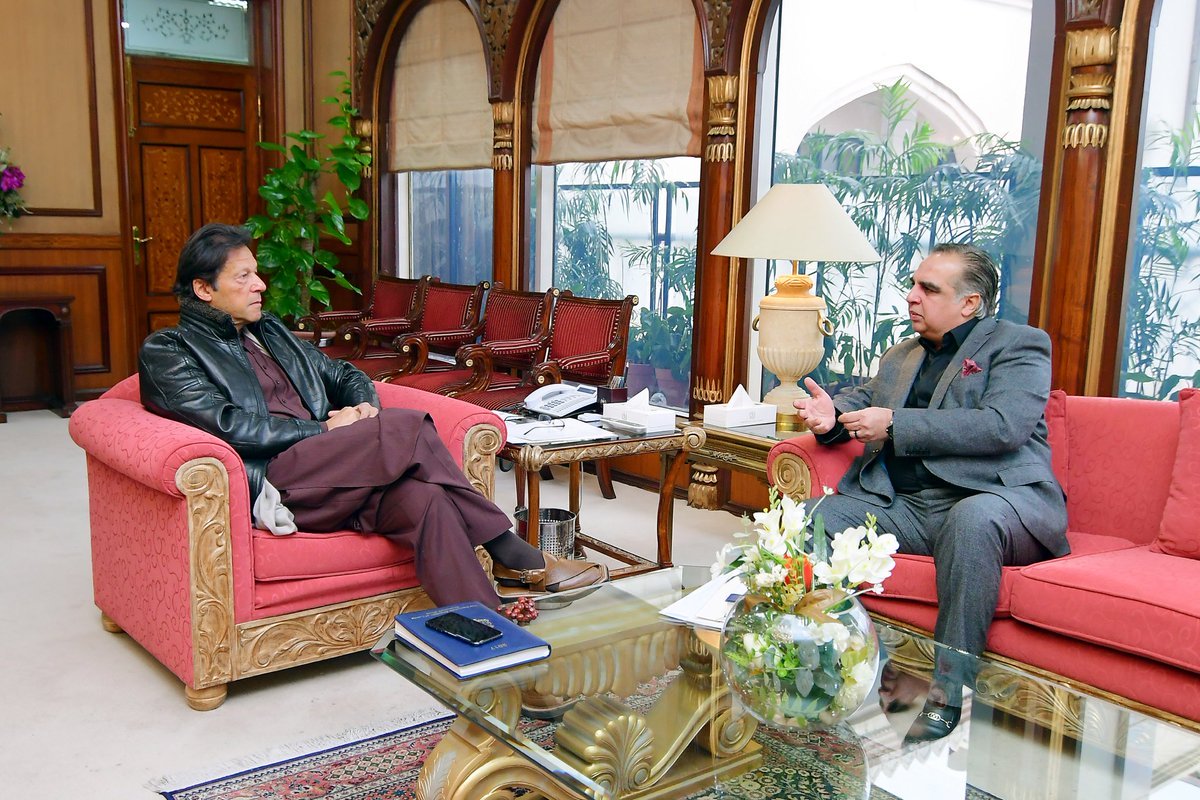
[903,699,961,743]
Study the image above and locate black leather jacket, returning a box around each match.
[138,297,378,499]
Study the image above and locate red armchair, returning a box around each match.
[450,293,638,410]
[383,286,559,389]
[294,275,435,357]
[69,375,505,710]
[345,280,489,377]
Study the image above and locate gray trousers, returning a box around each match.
[805,487,1051,682]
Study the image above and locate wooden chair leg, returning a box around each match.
[99,612,123,634]
[596,459,616,500]
[185,683,228,711]
[515,465,526,508]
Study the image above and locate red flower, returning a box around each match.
[961,358,982,377]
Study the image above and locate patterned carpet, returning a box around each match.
[157,710,911,800]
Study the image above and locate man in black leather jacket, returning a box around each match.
[139,223,608,607]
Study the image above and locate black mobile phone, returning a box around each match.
[425,611,502,646]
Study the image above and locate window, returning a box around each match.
[1119,0,1200,399]
[393,170,493,284]
[122,0,251,64]
[529,159,700,410]
[753,0,1051,393]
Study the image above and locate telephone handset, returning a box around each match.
[523,382,600,417]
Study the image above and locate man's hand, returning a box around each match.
[793,378,837,434]
[326,406,364,430]
[353,402,379,419]
[838,406,893,443]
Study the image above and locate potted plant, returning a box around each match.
[245,71,371,321]
[625,310,658,396]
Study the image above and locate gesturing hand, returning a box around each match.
[793,378,837,434]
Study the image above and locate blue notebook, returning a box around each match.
[394,601,551,678]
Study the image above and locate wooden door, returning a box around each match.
[127,56,261,338]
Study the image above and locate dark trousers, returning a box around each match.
[805,488,1051,688]
[266,408,511,607]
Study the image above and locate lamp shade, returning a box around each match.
[711,184,880,264]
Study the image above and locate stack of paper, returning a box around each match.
[502,415,620,445]
[658,571,746,631]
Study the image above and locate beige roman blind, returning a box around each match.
[388,0,492,171]
[532,0,704,165]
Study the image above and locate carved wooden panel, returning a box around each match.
[141,145,192,296]
[139,84,245,130]
[200,148,246,224]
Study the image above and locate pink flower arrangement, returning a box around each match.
[0,144,29,227]
[961,358,982,377]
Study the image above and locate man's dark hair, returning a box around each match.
[172,223,254,300]
[930,242,999,319]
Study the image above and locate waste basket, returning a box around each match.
[514,507,577,560]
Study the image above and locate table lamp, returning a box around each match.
[711,184,880,429]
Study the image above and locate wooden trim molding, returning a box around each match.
[0,264,111,373]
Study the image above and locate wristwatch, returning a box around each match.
[886,421,894,441]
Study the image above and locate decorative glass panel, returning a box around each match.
[1119,0,1200,400]
[122,0,251,65]
[755,0,1050,393]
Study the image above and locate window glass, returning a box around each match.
[122,0,251,65]
[1119,0,1200,399]
[392,170,493,284]
[528,158,700,410]
[756,0,1049,391]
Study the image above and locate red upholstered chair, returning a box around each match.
[453,294,637,500]
[294,275,434,357]
[346,281,489,378]
[451,293,637,409]
[69,375,505,710]
[382,286,559,389]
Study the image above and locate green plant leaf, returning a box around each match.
[347,197,369,220]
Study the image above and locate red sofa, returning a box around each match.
[766,389,1200,727]
[70,375,506,709]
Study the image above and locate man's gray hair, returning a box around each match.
[930,242,999,319]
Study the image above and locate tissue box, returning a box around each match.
[602,401,677,433]
[704,400,776,428]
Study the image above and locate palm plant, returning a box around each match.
[774,80,1042,383]
[1121,111,1200,399]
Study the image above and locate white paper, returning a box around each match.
[503,416,620,445]
[658,571,747,631]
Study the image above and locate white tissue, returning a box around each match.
[704,385,776,428]
[602,388,677,433]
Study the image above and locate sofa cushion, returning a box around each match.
[1009,545,1200,673]
[877,531,1136,616]
[1154,388,1200,559]
[252,528,415,581]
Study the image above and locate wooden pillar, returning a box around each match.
[1033,0,1131,395]
[491,100,519,289]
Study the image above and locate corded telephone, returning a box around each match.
[522,382,600,417]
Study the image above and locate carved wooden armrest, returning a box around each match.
[525,361,565,388]
[334,322,370,359]
[296,309,362,339]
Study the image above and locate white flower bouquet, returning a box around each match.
[714,489,899,729]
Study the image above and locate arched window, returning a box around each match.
[752,0,1053,393]
[1119,0,1200,399]
[385,0,493,283]
[525,0,705,410]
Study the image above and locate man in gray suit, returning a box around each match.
[794,242,1068,741]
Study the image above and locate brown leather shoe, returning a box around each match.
[493,553,609,596]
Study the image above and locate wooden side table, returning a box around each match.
[0,294,77,423]
[687,421,811,508]
[501,425,706,577]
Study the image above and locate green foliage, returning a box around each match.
[245,71,371,320]
[1121,110,1200,400]
[774,80,1042,382]
[625,243,696,379]
[553,186,623,300]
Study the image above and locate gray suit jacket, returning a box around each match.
[828,317,1069,557]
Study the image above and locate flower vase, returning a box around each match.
[719,594,878,731]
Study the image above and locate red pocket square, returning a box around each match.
[962,358,982,376]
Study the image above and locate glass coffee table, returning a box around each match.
[371,568,1200,799]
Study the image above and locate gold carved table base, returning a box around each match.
[415,633,761,799]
